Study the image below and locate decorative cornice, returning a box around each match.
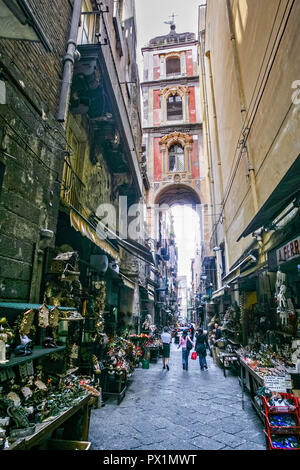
[141,75,199,88]
[159,131,193,147]
[142,122,202,134]
[159,85,189,98]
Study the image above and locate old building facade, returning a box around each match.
[0,0,154,336]
[199,0,300,339]
[141,21,212,324]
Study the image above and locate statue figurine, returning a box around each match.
[0,319,14,363]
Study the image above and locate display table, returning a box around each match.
[6,393,92,450]
[217,351,238,377]
[238,354,265,420]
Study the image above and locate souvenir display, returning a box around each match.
[0,319,14,364]
[38,304,50,329]
[19,310,35,336]
[237,344,295,379]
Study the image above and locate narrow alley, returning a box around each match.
[0,0,300,456]
[89,344,265,451]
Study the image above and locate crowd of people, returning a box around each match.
[160,322,222,372]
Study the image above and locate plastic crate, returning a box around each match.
[262,393,300,415]
[263,411,300,435]
[264,429,300,450]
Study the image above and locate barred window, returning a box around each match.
[168,144,185,172]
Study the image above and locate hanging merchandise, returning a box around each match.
[38,304,50,329]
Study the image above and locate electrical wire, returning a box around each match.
[221,0,291,207]
[213,0,294,235]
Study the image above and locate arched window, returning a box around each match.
[168,144,185,172]
[167,94,183,121]
[166,57,181,76]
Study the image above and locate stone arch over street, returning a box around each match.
[154,182,201,208]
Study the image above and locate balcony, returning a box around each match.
[60,155,85,213]
[70,8,142,196]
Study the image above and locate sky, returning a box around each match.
[171,206,199,285]
[135,0,204,285]
[135,0,205,77]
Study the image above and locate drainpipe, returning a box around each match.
[199,30,217,249]
[206,51,225,204]
[225,0,258,214]
[57,0,83,124]
[206,50,230,274]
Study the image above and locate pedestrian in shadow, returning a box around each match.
[178,329,194,371]
[195,328,210,371]
[161,326,172,371]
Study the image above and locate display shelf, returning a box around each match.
[0,346,66,369]
[6,393,92,450]
[0,303,76,312]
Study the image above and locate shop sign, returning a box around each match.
[264,375,292,392]
[276,235,300,265]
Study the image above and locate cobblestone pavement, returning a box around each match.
[89,343,266,450]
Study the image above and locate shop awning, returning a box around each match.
[70,209,120,262]
[238,154,300,240]
[211,287,225,300]
[94,216,155,267]
[119,272,135,290]
[117,237,155,266]
[222,255,257,284]
[239,262,267,279]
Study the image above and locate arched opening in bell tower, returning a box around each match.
[153,184,204,325]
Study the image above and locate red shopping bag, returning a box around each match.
[191,352,197,360]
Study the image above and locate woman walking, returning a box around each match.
[177,330,194,371]
[161,326,172,370]
[195,328,210,371]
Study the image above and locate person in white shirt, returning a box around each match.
[161,326,172,371]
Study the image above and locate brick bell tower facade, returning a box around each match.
[141,22,211,256]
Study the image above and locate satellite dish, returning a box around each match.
[90,255,108,274]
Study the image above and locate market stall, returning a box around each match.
[0,303,95,450]
[208,306,241,377]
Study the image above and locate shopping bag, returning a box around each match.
[191,352,197,360]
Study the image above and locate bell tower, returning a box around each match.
[141,21,211,254]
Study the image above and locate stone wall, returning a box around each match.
[0,0,72,302]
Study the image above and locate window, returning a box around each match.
[167,94,183,121]
[168,145,185,172]
[166,57,181,76]
[81,1,91,44]
[61,124,85,211]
